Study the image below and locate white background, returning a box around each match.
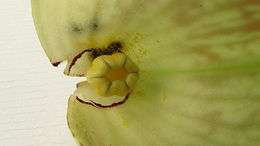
[0,1,81,145]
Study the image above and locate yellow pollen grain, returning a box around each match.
[106,67,128,81]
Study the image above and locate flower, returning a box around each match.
[32,0,260,145]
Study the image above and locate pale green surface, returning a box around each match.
[32,0,260,146]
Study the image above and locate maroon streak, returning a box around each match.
[52,61,62,67]
[76,94,129,108]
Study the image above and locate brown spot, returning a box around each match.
[242,20,260,33]
[189,46,221,63]
[171,1,204,26]
[76,74,85,77]
[66,73,85,77]
[238,0,260,33]
[239,0,260,6]
[52,61,61,67]
[76,94,129,108]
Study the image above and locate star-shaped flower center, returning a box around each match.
[86,53,139,97]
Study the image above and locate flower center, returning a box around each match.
[86,53,139,97]
[106,67,128,81]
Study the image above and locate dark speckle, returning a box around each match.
[67,42,123,75]
[87,18,99,32]
[107,41,122,51]
[71,24,83,33]
[90,41,122,59]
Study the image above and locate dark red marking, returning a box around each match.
[68,50,92,73]
[77,74,85,77]
[76,97,95,106]
[52,61,62,67]
[76,94,129,108]
[69,74,85,77]
[68,41,122,75]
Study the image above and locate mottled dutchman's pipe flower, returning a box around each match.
[32,0,260,146]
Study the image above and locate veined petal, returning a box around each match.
[68,69,260,146]
[32,0,260,146]
[74,81,129,108]
[66,1,260,145]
